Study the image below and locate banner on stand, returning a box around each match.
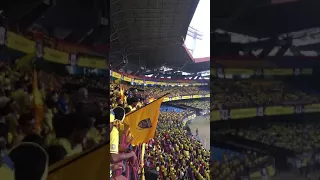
[6,31,35,53]
[77,56,107,69]
[44,47,68,64]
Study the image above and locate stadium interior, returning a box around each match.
[0,1,110,180]
[0,0,210,180]
[212,0,320,180]
[109,0,211,179]
[110,0,210,179]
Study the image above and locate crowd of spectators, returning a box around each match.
[0,61,108,180]
[171,100,210,115]
[137,85,209,98]
[110,81,210,180]
[211,150,274,180]
[110,83,209,110]
[172,100,210,110]
[145,110,210,180]
[212,80,319,108]
[214,122,320,153]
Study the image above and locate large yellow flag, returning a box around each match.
[124,95,166,146]
[32,70,44,130]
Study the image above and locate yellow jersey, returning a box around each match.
[110,127,119,154]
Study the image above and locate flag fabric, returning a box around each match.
[32,70,44,130]
[124,96,166,146]
[115,78,121,84]
[119,84,124,102]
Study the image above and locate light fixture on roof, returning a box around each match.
[181,36,185,45]
[123,56,128,64]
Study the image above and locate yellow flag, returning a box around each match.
[32,70,44,129]
[115,78,121,84]
[124,96,166,146]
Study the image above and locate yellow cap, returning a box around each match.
[110,110,115,123]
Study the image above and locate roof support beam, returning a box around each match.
[258,45,275,58]
[113,17,185,24]
[64,27,93,42]
[16,1,51,31]
[275,45,290,57]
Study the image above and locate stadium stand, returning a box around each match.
[211,147,275,180]
[109,0,210,175]
[212,61,320,179]
[212,0,320,179]
[110,71,210,179]
[109,0,210,177]
[0,48,109,179]
[213,79,319,109]
[0,2,110,179]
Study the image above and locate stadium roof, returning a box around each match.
[213,0,320,38]
[213,0,320,58]
[110,0,199,70]
[213,56,319,68]
[3,0,109,55]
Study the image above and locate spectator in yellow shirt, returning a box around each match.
[126,97,138,112]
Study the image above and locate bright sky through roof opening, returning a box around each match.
[185,0,210,58]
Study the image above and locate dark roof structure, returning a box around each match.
[214,0,320,38]
[212,0,320,60]
[214,56,319,68]
[2,0,109,55]
[110,0,200,72]
[2,0,207,74]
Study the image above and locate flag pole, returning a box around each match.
[141,143,146,180]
